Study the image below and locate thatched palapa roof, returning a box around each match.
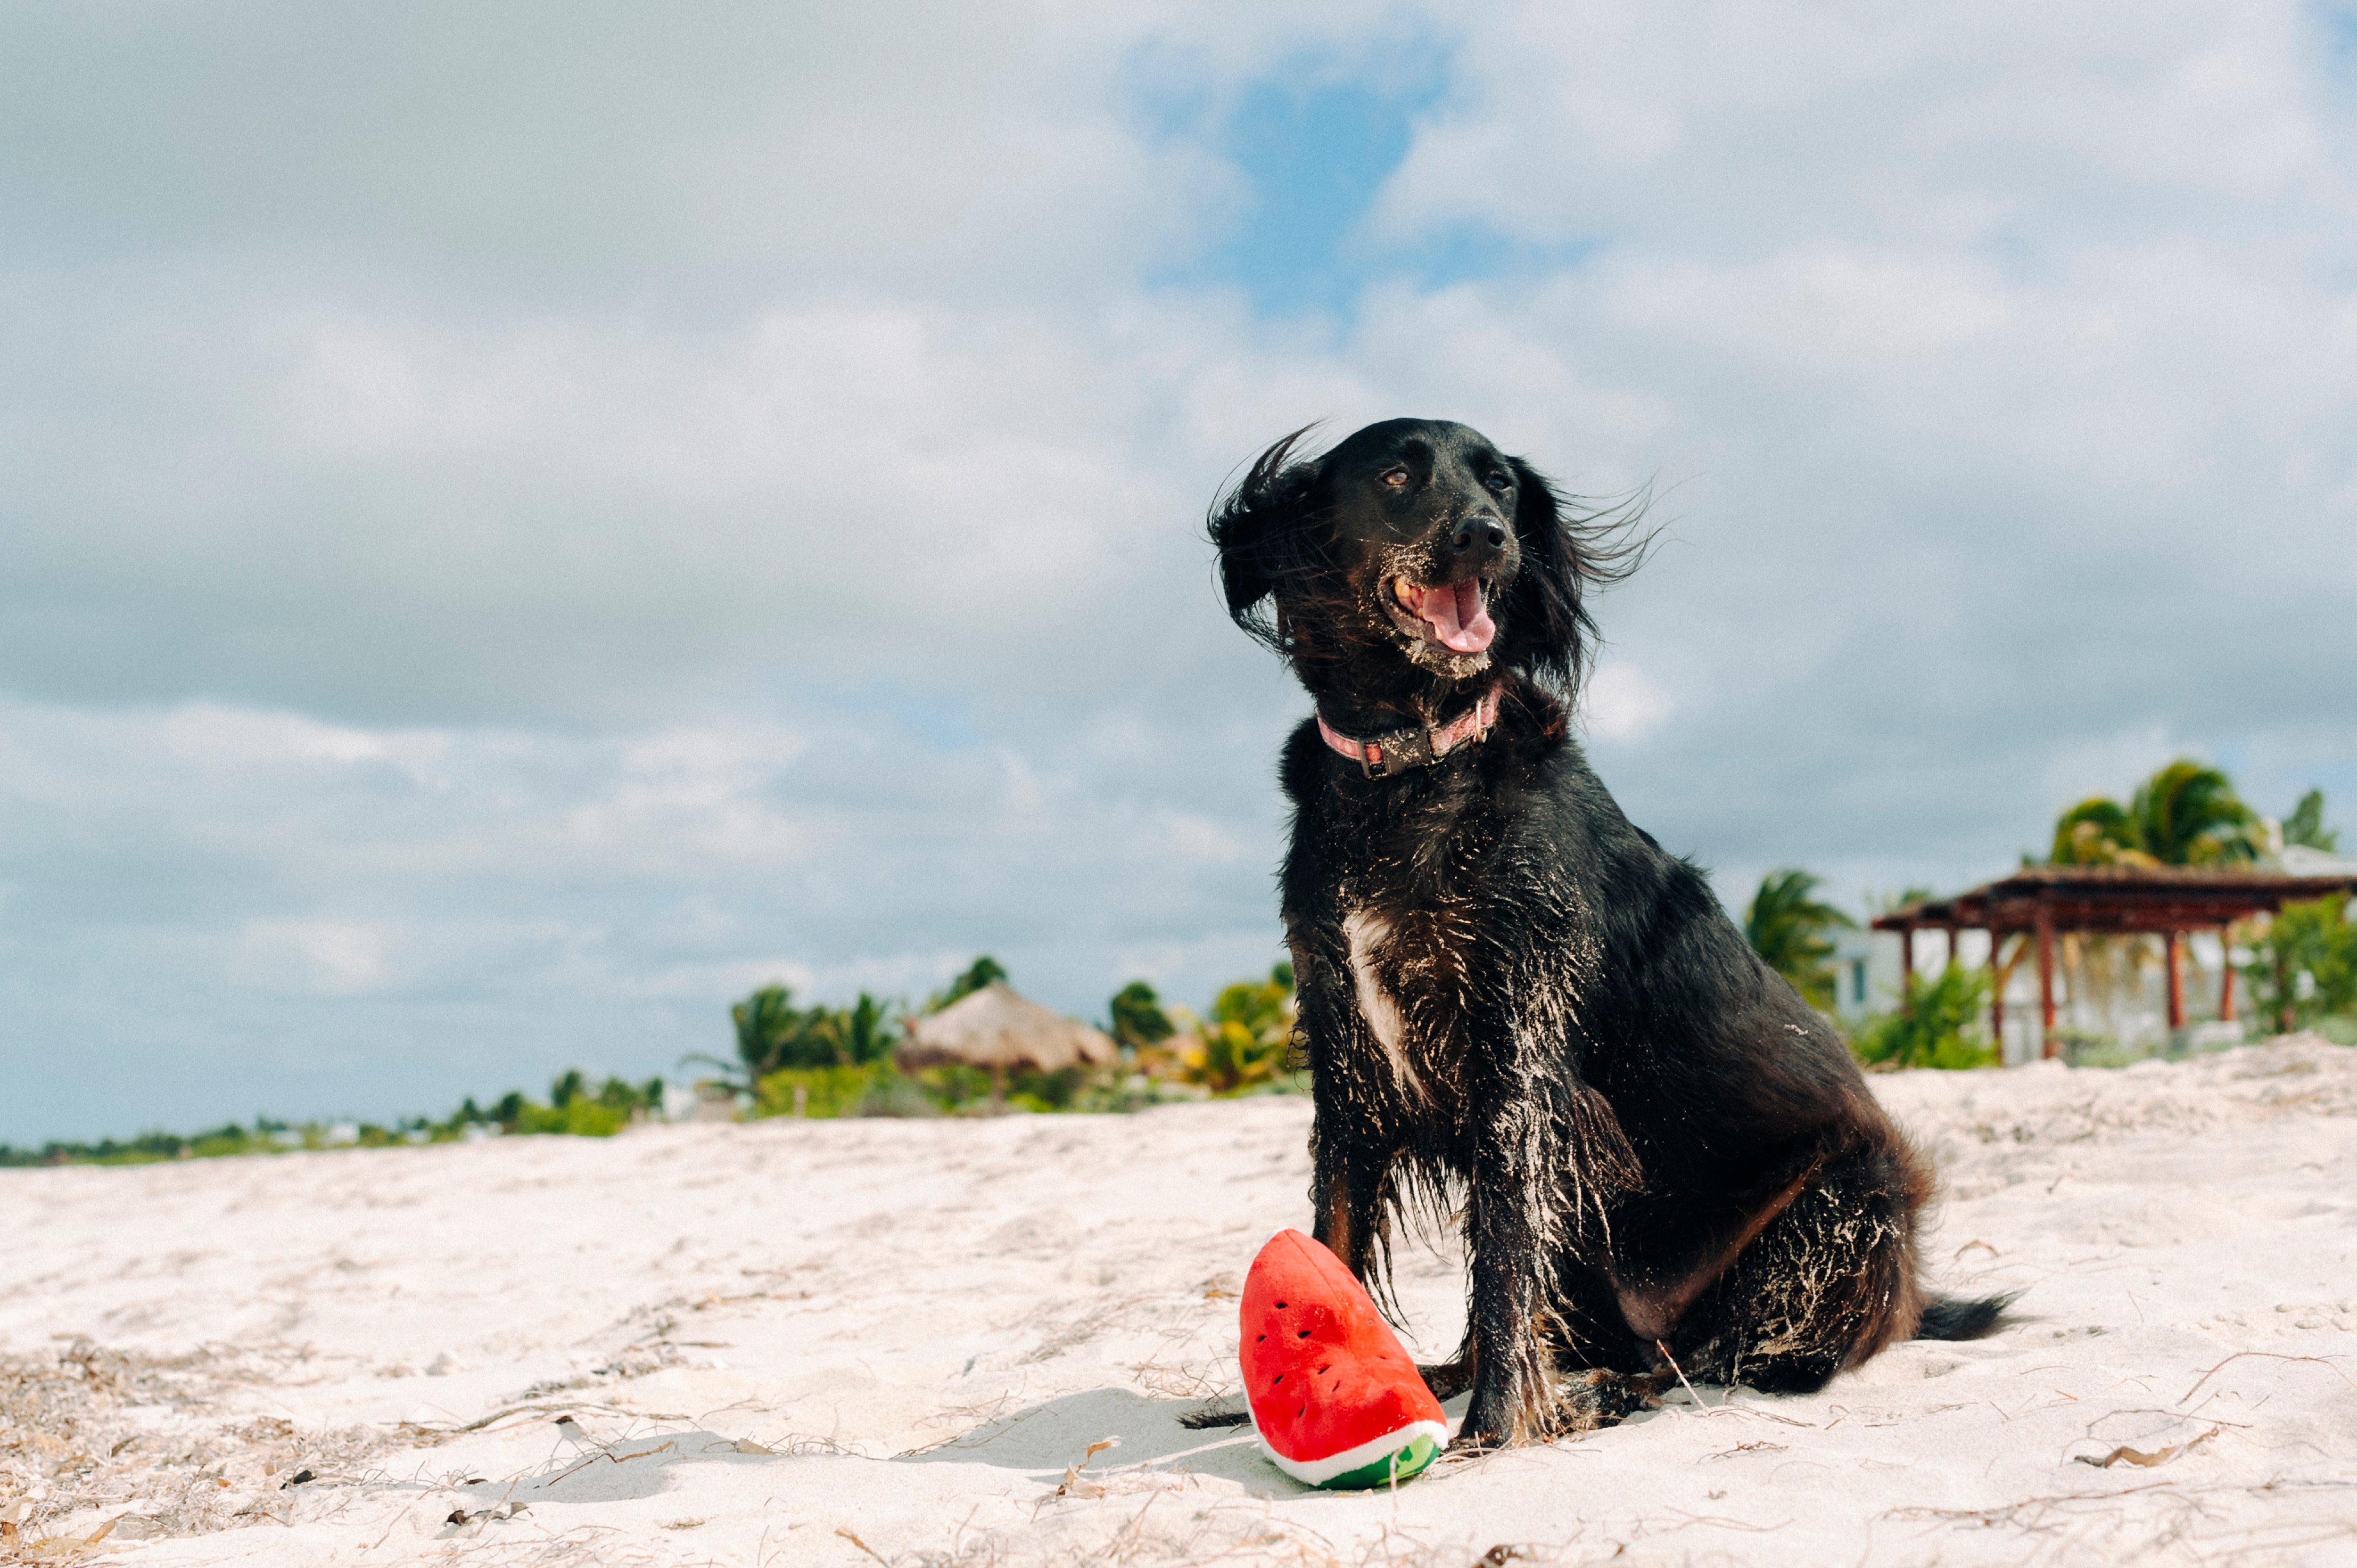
[897,983,1116,1075]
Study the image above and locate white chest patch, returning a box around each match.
[1343,911,1420,1098]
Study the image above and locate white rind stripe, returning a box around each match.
[1256,1419,1450,1487]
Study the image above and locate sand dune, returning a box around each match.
[5,1037,2355,1566]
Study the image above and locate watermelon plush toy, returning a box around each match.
[1240,1229,1449,1488]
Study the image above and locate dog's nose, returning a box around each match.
[1450,516,1508,558]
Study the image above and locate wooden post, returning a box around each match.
[1988,929,2006,1057]
[2217,926,2237,1023]
[2036,902,2057,1056]
[1899,923,1916,1013]
[1945,926,1958,969]
[2165,930,2184,1031]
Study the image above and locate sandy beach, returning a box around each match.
[5,1037,2355,1567]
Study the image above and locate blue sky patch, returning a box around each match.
[1137,48,1599,320]
[1138,50,1454,319]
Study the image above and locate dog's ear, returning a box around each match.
[1501,456,1650,691]
[1208,427,1322,643]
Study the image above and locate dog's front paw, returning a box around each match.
[1450,1382,1523,1453]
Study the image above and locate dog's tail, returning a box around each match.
[1914,1291,2016,1341]
[1177,1401,1250,1430]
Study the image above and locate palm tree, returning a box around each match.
[2128,761,2258,865]
[2050,797,2151,866]
[690,984,906,1089]
[1744,870,1854,1010]
[834,992,898,1065]
[733,984,808,1080]
[2284,789,2340,852]
[927,955,1008,1014]
[1107,981,1175,1051]
[2050,760,2257,868]
[2044,762,2259,1039]
[684,984,814,1086]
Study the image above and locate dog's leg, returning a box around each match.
[1455,1097,1604,1446]
[1453,1118,1558,1449]
[1307,1113,1395,1288]
[1452,1031,1644,1451]
[1308,1150,1365,1274]
[1663,1135,1931,1393]
[1607,1162,1819,1346]
[1298,936,1408,1299]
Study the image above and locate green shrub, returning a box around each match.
[856,1070,942,1118]
[2245,895,2357,1033]
[1008,1066,1086,1112]
[510,1097,631,1137]
[492,1071,660,1135]
[750,1059,1132,1118]
[1848,963,1997,1070]
[2047,1028,2142,1068]
[755,1064,883,1119]
[1071,1075,1210,1114]
[1181,964,1298,1094]
[911,1064,995,1112]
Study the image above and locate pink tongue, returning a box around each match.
[1412,582,1496,653]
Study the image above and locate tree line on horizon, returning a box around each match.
[0,953,1306,1165]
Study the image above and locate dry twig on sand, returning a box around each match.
[2075,1427,2218,1469]
[2178,1351,2357,1405]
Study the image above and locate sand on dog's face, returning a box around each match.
[3,1040,2356,1567]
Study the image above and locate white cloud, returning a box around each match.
[1581,662,1672,743]
[232,919,402,997]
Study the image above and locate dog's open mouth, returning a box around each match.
[1387,577,1496,655]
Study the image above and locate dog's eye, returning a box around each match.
[1381,468,1409,488]
[1484,472,1512,492]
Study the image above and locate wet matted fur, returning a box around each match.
[1203,418,2006,1450]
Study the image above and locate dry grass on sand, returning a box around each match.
[4,1036,2356,1567]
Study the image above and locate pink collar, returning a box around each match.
[1315,685,1503,779]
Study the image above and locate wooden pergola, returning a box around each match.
[1871,864,2357,1056]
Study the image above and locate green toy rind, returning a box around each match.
[1316,1431,1442,1490]
[1259,1419,1448,1489]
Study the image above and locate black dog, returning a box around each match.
[1205,418,2004,1450]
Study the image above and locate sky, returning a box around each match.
[4,1,2356,1142]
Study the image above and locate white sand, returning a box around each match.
[4,1038,2355,1567]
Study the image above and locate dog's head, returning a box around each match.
[1210,418,1640,705]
